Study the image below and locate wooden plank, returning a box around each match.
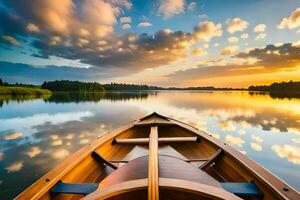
[114,137,198,144]
[108,158,209,163]
[148,126,159,200]
[92,151,118,170]
[200,149,223,170]
[82,178,242,200]
[100,155,220,188]
[159,137,199,143]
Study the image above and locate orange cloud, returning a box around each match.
[221,45,239,56]
[226,18,248,34]
[278,7,300,30]
[1,35,20,46]
[4,131,22,140]
[159,0,185,19]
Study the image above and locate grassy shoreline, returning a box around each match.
[0,86,52,96]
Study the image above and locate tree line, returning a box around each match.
[0,78,39,88]
[2,78,300,93]
[248,81,300,93]
[41,80,105,92]
[102,83,163,91]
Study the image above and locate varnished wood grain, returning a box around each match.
[148,126,159,200]
[99,155,221,188]
[83,178,242,200]
[114,136,198,144]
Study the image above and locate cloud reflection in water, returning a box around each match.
[0,91,300,199]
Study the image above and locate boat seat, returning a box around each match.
[221,182,263,198]
[50,181,98,195]
[100,155,221,188]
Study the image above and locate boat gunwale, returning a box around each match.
[15,113,300,200]
[166,116,300,200]
[15,119,138,200]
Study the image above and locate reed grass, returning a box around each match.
[0,86,52,95]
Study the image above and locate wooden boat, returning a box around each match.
[16,112,300,200]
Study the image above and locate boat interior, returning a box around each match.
[16,113,300,200]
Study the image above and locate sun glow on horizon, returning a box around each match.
[0,0,300,87]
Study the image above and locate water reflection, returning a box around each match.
[271,145,300,165]
[0,95,51,107]
[45,91,154,103]
[0,91,300,199]
[249,91,300,100]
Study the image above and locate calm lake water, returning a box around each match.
[0,91,300,199]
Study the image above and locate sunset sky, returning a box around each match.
[1,0,300,87]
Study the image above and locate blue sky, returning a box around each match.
[0,0,300,87]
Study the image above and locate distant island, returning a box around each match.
[1,78,300,99]
[248,81,300,92]
[41,80,105,92]
[248,81,300,98]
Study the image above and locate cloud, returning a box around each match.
[138,22,153,27]
[4,132,23,140]
[80,138,90,144]
[65,134,74,140]
[82,0,117,26]
[255,33,267,40]
[79,28,90,36]
[251,143,262,151]
[169,48,282,84]
[26,147,41,158]
[236,42,300,69]
[278,7,300,29]
[108,0,132,10]
[6,161,23,173]
[121,23,131,30]
[159,0,185,19]
[0,1,225,79]
[50,135,59,140]
[26,23,40,32]
[221,45,239,56]
[271,144,300,164]
[225,135,245,147]
[0,152,4,161]
[203,44,209,49]
[165,56,261,84]
[52,149,70,159]
[292,138,300,144]
[251,134,263,143]
[238,129,246,135]
[120,16,131,23]
[198,14,208,19]
[228,36,239,43]
[1,35,20,46]
[219,120,236,131]
[226,18,248,34]
[240,33,249,39]
[191,48,206,56]
[0,61,111,84]
[187,2,196,11]
[15,0,75,34]
[3,0,119,37]
[254,24,266,32]
[193,21,223,42]
[51,139,63,146]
